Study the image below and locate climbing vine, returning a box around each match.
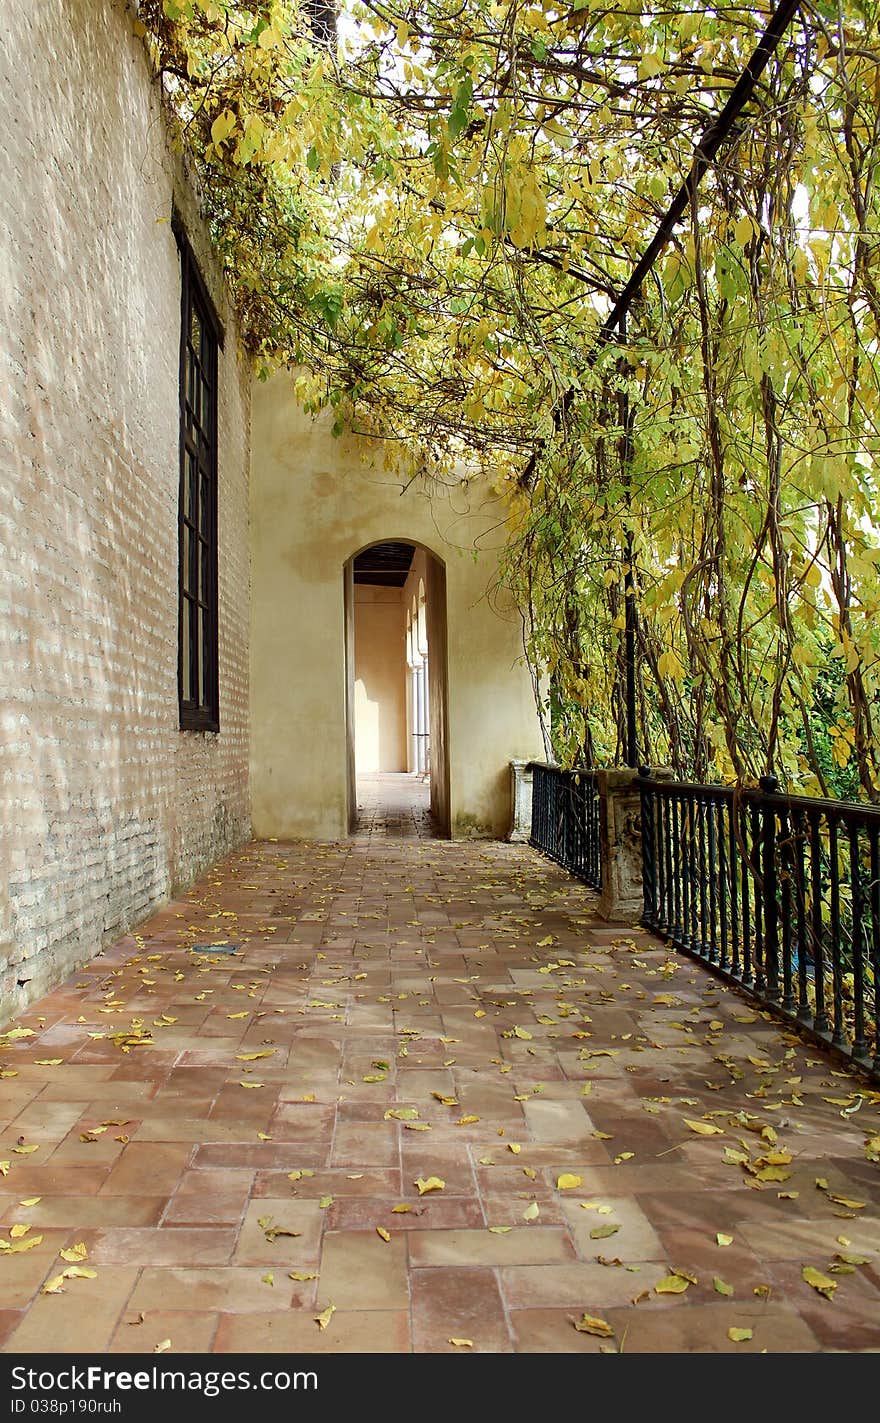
[135,0,880,795]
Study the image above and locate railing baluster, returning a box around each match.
[849,822,867,1060]
[865,831,871,1070]
[792,808,810,1023]
[779,809,795,1014]
[696,793,707,958]
[760,777,780,1003]
[664,792,674,934]
[741,800,753,988]
[809,810,828,1035]
[728,797,740,978]
[717,798,729,971]
[707,796,719,965]
[829,815,846,1049]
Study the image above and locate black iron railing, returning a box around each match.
[528,764,602,891]
[639,770,880,1076]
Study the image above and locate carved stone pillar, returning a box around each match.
[508,760,535,843]
[596,768,643,921]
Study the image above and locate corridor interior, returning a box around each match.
[352,541,437,836]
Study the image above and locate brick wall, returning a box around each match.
[0,0,251,1018]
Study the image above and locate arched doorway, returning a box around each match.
[343,540,450,836]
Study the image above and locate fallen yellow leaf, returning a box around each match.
[449,1338,473,1348]
[802,1265,837,1300]
[728,1327,753,1342]
[557,1173,583,1191]
[154,1339,172,1354]
[376,1227,391,1242]
[314,1304,336,1331]
[684,1119,724,1136]
[716,1233,733,1247]
[573,1313,614,1337]
[59,1242,87,1263]
[655,1274,691,1294]
[415,1177,445,1195]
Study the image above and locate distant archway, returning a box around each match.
[343,540,450,836]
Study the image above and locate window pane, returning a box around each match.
[197,605,205,706]
[190,305,201,355]
[187,455,198,522]
[181,598,192,702]
[181,523,191,596]
[199,542,209,603]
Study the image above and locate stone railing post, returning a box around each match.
[596,768,643,921]
[508,760,535,842]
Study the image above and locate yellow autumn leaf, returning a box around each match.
[728,1327,753,1342]
[19,1198,40,1207]
[573,1313,614,1337]
[513,1026,533,1040]
[802,1266,837,1299]
[557,1173,583,1190]
[318,1196,333,1209]
[261,1273,274,1286]
[59,1242,87,1262]
[1,1234,43,1254]
[9,1225,29,1240]
[488,1226,512,1235]
[376,1227,391,1242]
[449,1338,473,1348]
[289,1271,317,1281]
[236,1050,275,1061]
[684,1119,724,1136]
[41,1274,67,1295]
[522,1202,540,1221]
[655,1274,691,1294]
[314,1304,336,1331]
[13,1145,39,1155]
[154,1339,172,1354]
[457,1115,480,1125]
[34,1059,62,1067]
[508,1143,521,1155]
[63,1266,96,1280]
[714,1277,733,1296]
[239,1081,264,1089]
[590,1224,621,1240]
[415,1177,445,1195]
[716,1233,733,1247]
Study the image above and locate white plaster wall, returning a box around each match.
[250,372,544,839]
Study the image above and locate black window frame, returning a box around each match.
[173,215,223,733]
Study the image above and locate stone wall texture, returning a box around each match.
[0,0,251,1019]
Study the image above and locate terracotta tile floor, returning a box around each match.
[1,788,880,1353]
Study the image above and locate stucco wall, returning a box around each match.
[353,586,407,773]
[250,373,544,839]
[0,0,251,1017]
